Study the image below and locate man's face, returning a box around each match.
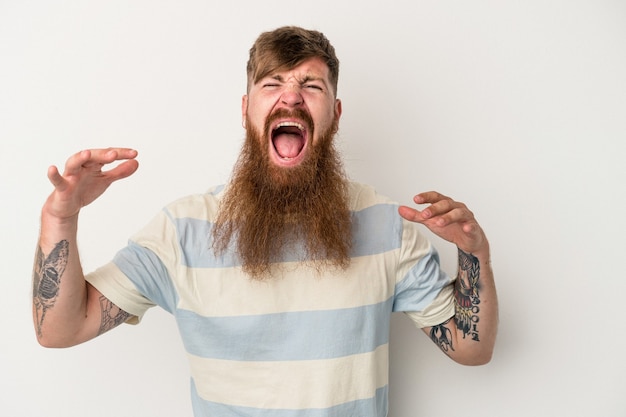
[212,57,351,278]
[242,57,342,171]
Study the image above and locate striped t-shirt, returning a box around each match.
[86,181,455,417]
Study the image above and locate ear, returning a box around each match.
[334,98,342,120]
[332,99,343,134]
[241,95,248,129]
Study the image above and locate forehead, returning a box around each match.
[260,57,331,83]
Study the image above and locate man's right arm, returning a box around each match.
[32,148,139,347]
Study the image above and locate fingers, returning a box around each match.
[427,201,474,227]
[413,191,450,207]
[401,191,488,254]
[48,148,138,193]
[402,191,473,226]
[63,150,93,176]
[106,158,139,181]
[63,148,138,176]
[397,205,422,223]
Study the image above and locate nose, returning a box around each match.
[280,84,303,107]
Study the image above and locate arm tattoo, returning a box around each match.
[430,318,455,353]
[429,250,481,354]
[454,249,481,341]
[33,240,70,336]
[97,295,131,336]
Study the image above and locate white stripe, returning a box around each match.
[189,343,389,410]
[175,254,397,317]
[162,182,391,225]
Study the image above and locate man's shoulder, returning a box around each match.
[162,185,225,219]
[348,181,397,210]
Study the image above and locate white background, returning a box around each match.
[1,1,625,416]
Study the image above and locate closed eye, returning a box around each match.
[304,84,323,91]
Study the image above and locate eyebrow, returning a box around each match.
[270,74,325,84]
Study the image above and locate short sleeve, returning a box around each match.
[85,207,181,322]
[392,219,456,328]
[85,262,154,323]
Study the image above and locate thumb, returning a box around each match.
[47,165,68,191]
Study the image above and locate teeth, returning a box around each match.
[275,121,304,131]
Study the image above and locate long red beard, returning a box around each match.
[212,112,352,279]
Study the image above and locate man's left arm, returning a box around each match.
[398,191,498,365]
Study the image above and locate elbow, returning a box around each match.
[462,354,493,366]
[34,326,81,349]
[36,333,73,349]
[36,335,59,349]
[455,348,494,366]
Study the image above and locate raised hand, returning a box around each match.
[400,192,497,365]
[44,148,139,220]
[398,191,488,255]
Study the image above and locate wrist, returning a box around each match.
[459,240,491,266]
[41,205,79,228]
[41,193,81,225]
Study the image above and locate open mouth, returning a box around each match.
[271,121,307,163]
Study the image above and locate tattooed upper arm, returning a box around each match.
[96,294,132,336]
[427,249,483,357]
[429,318,455,354]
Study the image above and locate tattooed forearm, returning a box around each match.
[97,296,131,336]
[430,318,455,354]
[454,249,481,341]
[33,240,70,336]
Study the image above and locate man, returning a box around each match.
[33,26,497,416]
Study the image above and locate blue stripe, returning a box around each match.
[350,203,402,259]
[393,247,451,312]
[172,216,238,268]
[112,242,179,314]
[208,185,224,195]
[191,379,388,417]
[176,297,393,361]
[173,203,403,268]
